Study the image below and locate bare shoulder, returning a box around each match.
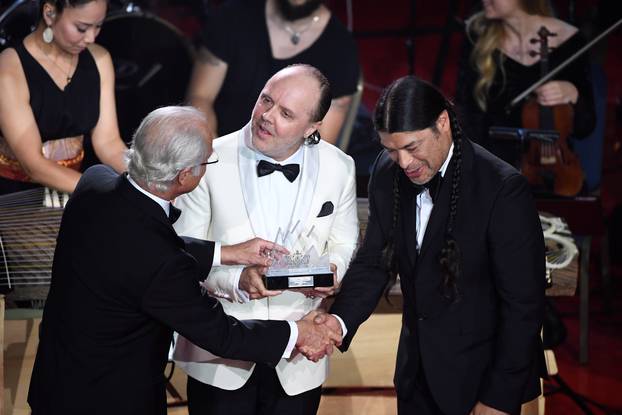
[87,43,114,80]
[0,47,22,78]
[541,17,578,44]
[0,47,27,93]
[195,46,225,66]
[87,43,112,65]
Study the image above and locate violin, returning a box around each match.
[520,26,583,197]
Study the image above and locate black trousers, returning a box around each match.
[186,363,322,415]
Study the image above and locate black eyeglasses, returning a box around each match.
[181,151,219,172]
[197,151,219,166]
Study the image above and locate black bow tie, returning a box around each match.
[411,172,442,204]
[256,160,300,183]
[169,204,182,224]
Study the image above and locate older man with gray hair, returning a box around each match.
[27,106,341,415]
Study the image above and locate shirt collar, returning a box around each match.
[127,174,171,217]
[439,143,454,178]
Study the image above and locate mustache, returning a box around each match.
[256,120,274,135]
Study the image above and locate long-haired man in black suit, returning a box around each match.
[318,76,547,415]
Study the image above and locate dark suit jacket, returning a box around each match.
[28,165,290,415]
[331,140,546,415]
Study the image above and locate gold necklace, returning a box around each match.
[40,44,76,84]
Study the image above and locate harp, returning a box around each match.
[0,188,68,307]
[540,214,578,288]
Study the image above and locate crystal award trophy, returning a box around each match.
[263,225,333,290]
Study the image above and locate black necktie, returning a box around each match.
[411,173,442,204]
[256,160,300,183]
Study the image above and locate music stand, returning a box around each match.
[489,126,563,196]
[489,126,559,167]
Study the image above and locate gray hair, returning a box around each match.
[126,106,209,192]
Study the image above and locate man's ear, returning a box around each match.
[177,167,193,186]
[436,110,450,133]
[303,121,322,141]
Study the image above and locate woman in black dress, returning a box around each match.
[456,0,595,151]
[0,0,127,195]
[186,0,360,144]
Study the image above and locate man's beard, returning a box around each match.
[275,0,323,21]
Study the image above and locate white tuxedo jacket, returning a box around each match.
[171,124,358,395]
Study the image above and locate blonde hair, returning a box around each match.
[466,0,553,111]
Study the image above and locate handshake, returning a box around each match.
[294,311,343,362]
[220,237,344,361]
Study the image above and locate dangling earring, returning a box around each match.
[305,130,321,145]
[43,26,54,43]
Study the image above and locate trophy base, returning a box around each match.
[263,272,333,290]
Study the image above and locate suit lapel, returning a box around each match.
[418,138,475,259]
[419,157,455,259]
[285,143,319,246]
[117,173,181,245]
[398,173,418,270]
[238,124,269,239]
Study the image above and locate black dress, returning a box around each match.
[0,41,100,195]
[201,0,360,136]
[455,31,596,154]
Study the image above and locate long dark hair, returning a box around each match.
[374,76,463,303]
[40,0,106,17]
[466,0,553,110]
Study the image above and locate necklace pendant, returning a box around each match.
[66,76,72,83]
[290,33,300,45]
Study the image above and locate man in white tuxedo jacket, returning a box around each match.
[172,65,358,415]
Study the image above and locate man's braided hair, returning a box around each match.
[373,76,463,303]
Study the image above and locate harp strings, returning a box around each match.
[0,188,67,286]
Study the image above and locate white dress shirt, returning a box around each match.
[248,147,306,356]
[256,146,304,246]
[223,146,305,304]
[415,143,454,250]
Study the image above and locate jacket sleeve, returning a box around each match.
[142,253,290,367]
[328,156,359,282]
[478,173,546,413]
[329,154,393,350]
[181,236,215,279]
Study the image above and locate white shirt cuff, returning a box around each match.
[212,242,222,266]
[282,321,298,358]
[232,269,250,303]
[332,314,348,337]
